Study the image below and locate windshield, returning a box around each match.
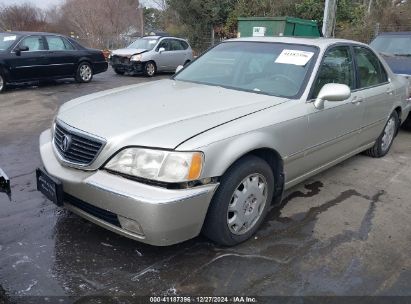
[0,33,19,50]
[174,42,318,98]
[371,35,411,56]
[127,38,159,50]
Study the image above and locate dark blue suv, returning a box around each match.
[371,32,411,129]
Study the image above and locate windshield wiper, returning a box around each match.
[393,54,411,57]
[379,52,394,57]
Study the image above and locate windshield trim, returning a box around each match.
[172,41,320,99]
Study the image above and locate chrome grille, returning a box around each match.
[53,121,105,166]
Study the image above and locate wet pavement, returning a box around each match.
[1,70,411,302]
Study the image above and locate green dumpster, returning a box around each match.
[238,16,321,38]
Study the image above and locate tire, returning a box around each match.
[184,60,191,66]
[144,61,156,77]
[402,113,411,131]
[114,68,125,75]
[0,70,6,93]
[365,111,399,158]
[75,62,93,83]
[202,155,274,246]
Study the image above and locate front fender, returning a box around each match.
[194,131,284,178]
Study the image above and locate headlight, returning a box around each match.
[130,54,142,62]
[105,148,204,183]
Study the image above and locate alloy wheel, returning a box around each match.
[381,116,396,153]
[80,65,92,82]
[0,74,4,91]
[146,63,155,76]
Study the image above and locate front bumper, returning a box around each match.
[39,129,218,246]
[110,60,144,74]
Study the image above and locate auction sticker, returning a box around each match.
[275,49,314,66]
[3,36,16,42]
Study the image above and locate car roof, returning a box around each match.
[1,31,66,36]
[142,35,187,41]
[229,36,368,49]
[376,32,411,36]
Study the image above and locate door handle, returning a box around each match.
[386,88,394,95]
[351,96,363,104]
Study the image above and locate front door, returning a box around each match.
[8,35,49,81]
[303,45,364,175]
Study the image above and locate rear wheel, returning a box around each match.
[144,61,156,77]
[75,62,93,83]
[365,111,399,158]
[0,70,6,93]
[202,155,274,246]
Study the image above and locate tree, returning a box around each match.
[166,0,236,50]
[0,3,47,32]
[144,7,164,32]
[60,0,142,48]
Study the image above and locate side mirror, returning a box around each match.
[314,83,351,109]
[159,47,166,53]
[175,65,184,74]
[15,45,29,56]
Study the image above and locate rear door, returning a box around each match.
[8,35,49,81]
[353,46,395,146]
[44,35,78,77]
[168,39,188,68]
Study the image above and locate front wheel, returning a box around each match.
[365,111,399,158]
[402,113,411,131]
[202,155,274,246]
[114,68,125,75]
[75,62,93,83]
[144,61,156,77]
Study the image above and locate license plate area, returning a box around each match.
[36,168,63,206]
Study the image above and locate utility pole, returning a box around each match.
[322,0,337,38]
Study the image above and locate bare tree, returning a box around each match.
[0,3,47,31]
[59,0,141,48]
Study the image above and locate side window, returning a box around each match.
[313,46,355,98]
[46,36,75,51]
[180,40,189,50]
[170,40,184,51]
[19,36,46,51]
[354,47,386,88]
[157,39,170,51]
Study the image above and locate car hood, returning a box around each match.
[57,79,288,150]
[381,54,411,75]
[111,48,148,56]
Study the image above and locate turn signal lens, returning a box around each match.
[188,152,204,180]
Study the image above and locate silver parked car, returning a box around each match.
[37,37,411,246]
[109,36,194,77]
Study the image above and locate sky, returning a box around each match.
[1,0,64,9]
[2,0,155,9]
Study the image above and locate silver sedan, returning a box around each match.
[37,37,411,246]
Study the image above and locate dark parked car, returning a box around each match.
[371,32,411,129]
[0,32,108,93]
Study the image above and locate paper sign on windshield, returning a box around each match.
[3,36,16,42]
[275,49,314,66]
